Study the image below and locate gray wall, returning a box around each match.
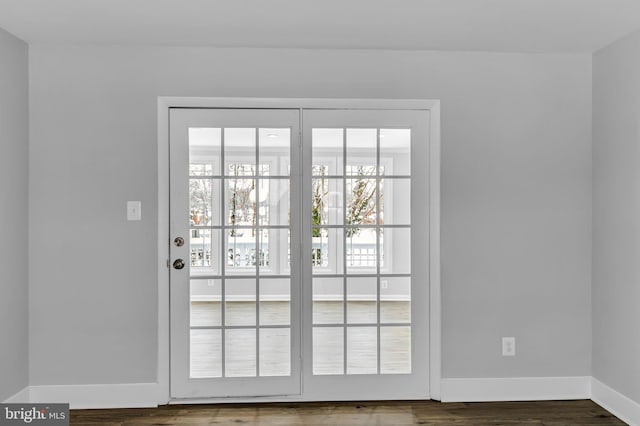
[593,31,640,404]
[0,28,28,400]
[28,45,592,385]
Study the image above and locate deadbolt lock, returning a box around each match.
[174,236,185,247]
[173,259,185,270]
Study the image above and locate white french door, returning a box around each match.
[169,105,430,400]
[170,108,301,398]
[301,109,429,399]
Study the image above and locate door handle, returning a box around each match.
[173,259,185,270]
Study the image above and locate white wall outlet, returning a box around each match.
[381,280,388,289]
[127,201,142,221]
[502,337,516,356]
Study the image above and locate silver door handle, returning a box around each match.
[173,259,185,270]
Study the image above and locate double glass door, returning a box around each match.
[169,107,429,400]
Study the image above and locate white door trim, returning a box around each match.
[157,97,441,403]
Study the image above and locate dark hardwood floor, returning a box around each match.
[71,400,625,425]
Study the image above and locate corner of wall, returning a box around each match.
[592,378,640,426]
[591,25,640,426]
[0,25,30,403]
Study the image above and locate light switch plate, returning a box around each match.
[127,201,142,221]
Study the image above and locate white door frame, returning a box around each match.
[157,97,441,404]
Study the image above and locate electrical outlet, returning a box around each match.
[381,280,388,289]
[502,337,516,356]
[127,201,142,221]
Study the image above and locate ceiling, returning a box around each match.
[1,0,640,53]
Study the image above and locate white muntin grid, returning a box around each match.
[311,127,412,376]
[187,125,413,378]
[188,127,293,379]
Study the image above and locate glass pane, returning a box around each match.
[259,128,290,176]
[259,228,290,275]
[346,129,376,176]
[260,179,290,226]
[189,128,221,176]
[347,277,377,324]
[312,228,344,275]
[380,326,411,374]
[380,178,410,226]
[260,278,290,326]
[380,227,411,274]
[225,278,256,326]
[225,178,256,228]
[313,278,343,324]
[225,329,256,377]
[225,128,256,175]
[346,178,377,227]
[346,228,377,273]
[380,129,410,176]
[190,279,221,327]
[312,178,344,226]
[189,178,220,227]
[347,327,377,374]
[313,327,344,375]
[190,229,220,275]
[226,229,256,274]
[380,277,411,323]
[312,128,343,176]
[259,328,291,376]
[190,329,222,378]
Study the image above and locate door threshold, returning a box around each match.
[168,394,432,405]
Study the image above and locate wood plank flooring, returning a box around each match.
[71,400,624,425]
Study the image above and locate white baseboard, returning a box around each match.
[28,383,163,409]
[440,376,591,402]
[3,386,30,403]
[11,375,637,426]
[592,378,640,426]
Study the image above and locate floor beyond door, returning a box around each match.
[191,301,412,377]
